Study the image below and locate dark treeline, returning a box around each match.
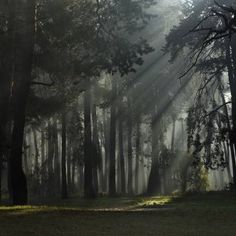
[0,0,236,205]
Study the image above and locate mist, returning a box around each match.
[0,1,236,234]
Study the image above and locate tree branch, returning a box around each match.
[31,81,55,86]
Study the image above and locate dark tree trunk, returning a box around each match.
[53,120,60,194]
[61,112,68,199]
[9,0,35,205]
[71,151,76,190]
[67,144,72,194]
[127,97,133,195]
[0,1,14,166]
[171,116,176,152]
[118,111,126,194]
[33,129,39,187]
[84,85,95,198]
[0,154,2,202]
[147,112,161,195]
[109,78,117,196]
[47,120,54,195]
[135,117,141,195]
[23,136,29,177]
[101,110,109,193]
[223,141,232,182]
[92,93,101,195]
[41,130,46,169]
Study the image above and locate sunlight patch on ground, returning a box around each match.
[136,196,174,208]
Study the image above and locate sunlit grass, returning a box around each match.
[136,196,173,208]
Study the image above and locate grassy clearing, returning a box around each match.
[0,192,236,236]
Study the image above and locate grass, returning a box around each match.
[0,192,236,235]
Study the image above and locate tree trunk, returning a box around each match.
[225,40,236,186]
[102,110,109,193]
[109,78,117,196]
[67,144,72,194]
[41,129,46,170]
[33,129,39,184]
[92,92,101,195]
[0,154,2,202]
[171,116,176,152]
[0,1,14,167]
[118,111,126,194]
[53,119,60,195]
[84,85,95,198]
[135,117,141,195]
[61,112,68,199]
[9,0,35,205]
[47,120,54,195]
[71,151,76,191]
[147,111,161,195]
[127,95,133,195]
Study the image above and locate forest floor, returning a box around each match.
[0,192,236,236]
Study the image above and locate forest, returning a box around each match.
[0,0,236,235]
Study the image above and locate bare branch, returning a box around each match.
[204,101,232,118]
[31,81,55,86]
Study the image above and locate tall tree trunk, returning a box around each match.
[135,117,141,195]
[118,111,126,194]
[171,116,176,152]
[92,92,100,195]
[71,151,76,191]
[223,141,232,182]
[218,79,235,183]
[225,40,236,186]
[127,96,133,195]
[0,1,14,170]
[67,145,72,194]
[33,129,39,185]
[102,110,109,193]
[147,110,161,195]
[0,154,2,202]
[23,136,29,177]
[84,85,95,198]
[41,129,46,170]
[9,0,35,205]
[53,119,60,195]
[109,78,117,196]
[61,112,68,199]
[47,120,54,195]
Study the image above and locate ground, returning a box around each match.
[0,192,236,236]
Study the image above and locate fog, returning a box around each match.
[0,0,235,206]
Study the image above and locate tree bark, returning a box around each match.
[92,92,101,195]
[9,0,35,205]
[171,116,176,152]
[61,112,68,199]
[0,154,2,202]
[47,120,54,195]
[84,85,95,198]
[109,78,117,196]
[127,97,133,195]
[67,144,72,194]
[53,119,60,194]
[135,117,141,195]
[118,109,126,194]
[147,111,161,195]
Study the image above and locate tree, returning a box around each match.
[165,0,236,187]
